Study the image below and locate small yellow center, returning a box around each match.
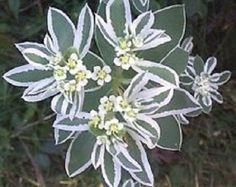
[67,59,77,69]
[89,116,101,128]
[54,68,65,77]
[120,100,130,109]
[97,70,107,80]
[119,38,129,49]
[104,100,114,111]
[109,123,120,134]
[127,110,137,118]
[119,55,130,64]
[75,71,86,81]
[67,82,76,92]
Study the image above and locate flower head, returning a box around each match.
[180,56,231,113]
[92,66,112,86]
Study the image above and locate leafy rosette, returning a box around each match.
[53,72,200,186]
[3,4,111,119]
[180,56,231,113]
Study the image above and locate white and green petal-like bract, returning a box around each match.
[3,4,110,119]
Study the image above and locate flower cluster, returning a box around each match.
[3,0,231,186]
[96,3,171,70]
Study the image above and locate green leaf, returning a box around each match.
[155,116,182,150]
[126,135,154,186]
[48,8,75,52]
[131,0,149,13]
[53,114,89,132]
[153,88,200,117]
[66,132,96,177]
[95,1,116,66]
[102,151,121,187]
[23,49,50,67]
[54,128,74,144]
[216,71,231,85]
[161,47,189,75]
[193,55,204,75]
[139,5,186,61]
[16,42,51,56]
[83,81,112,111]
[136,62,179,86]
[3,65,52,87]
[107,0,129,37]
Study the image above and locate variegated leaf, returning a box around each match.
[101,151,121,187]
[47,7,75,52]
[3,64,52,87]
[74,4,94,58]
[53,112,90,131]
[65,132,95,177]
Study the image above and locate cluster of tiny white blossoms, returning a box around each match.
[88,95,141,143]
[48,52,111,102]
[114,36,142,70]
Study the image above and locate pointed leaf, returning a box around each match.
[74,4,94,58]
[3,64,52,87]
[53,112,90,131]
[131,0,150,13]
[106,0,132,36]
[65,132,96,177]
[193,55,204,75]
[134,61,179,87]
[126,135,154,186]
[161,47,189,75]
[22,77,57,102]
[48,7,75,52]
[139,5,186,61]
[151,88,200,118]
[54,128,74,145]
[102,151,121,187]
[155,116,182,150]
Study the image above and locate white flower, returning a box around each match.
[115,96,131,112]
[53,65,67,80]
[115,37,132,55]
[114,53,136,70]
[124,108,139,122]
[49,53,63,66]
[104,118,124,136]
[99,95,116,113]
[66,53,83,75]
[92,66,112,86]
[74,65,92,91]
[89,110,104,129]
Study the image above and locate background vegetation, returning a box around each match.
[0,0,235,186]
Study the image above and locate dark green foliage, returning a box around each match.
[0,0,235,186]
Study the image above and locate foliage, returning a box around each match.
[0,0,235,186]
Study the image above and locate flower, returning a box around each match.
[96,0,171,70]
[3,5,109,119]
[89,110,104,129]
[92,66,112,86]
[98,95,117,114]
[104,118,124,136]
[180,56,231,113]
